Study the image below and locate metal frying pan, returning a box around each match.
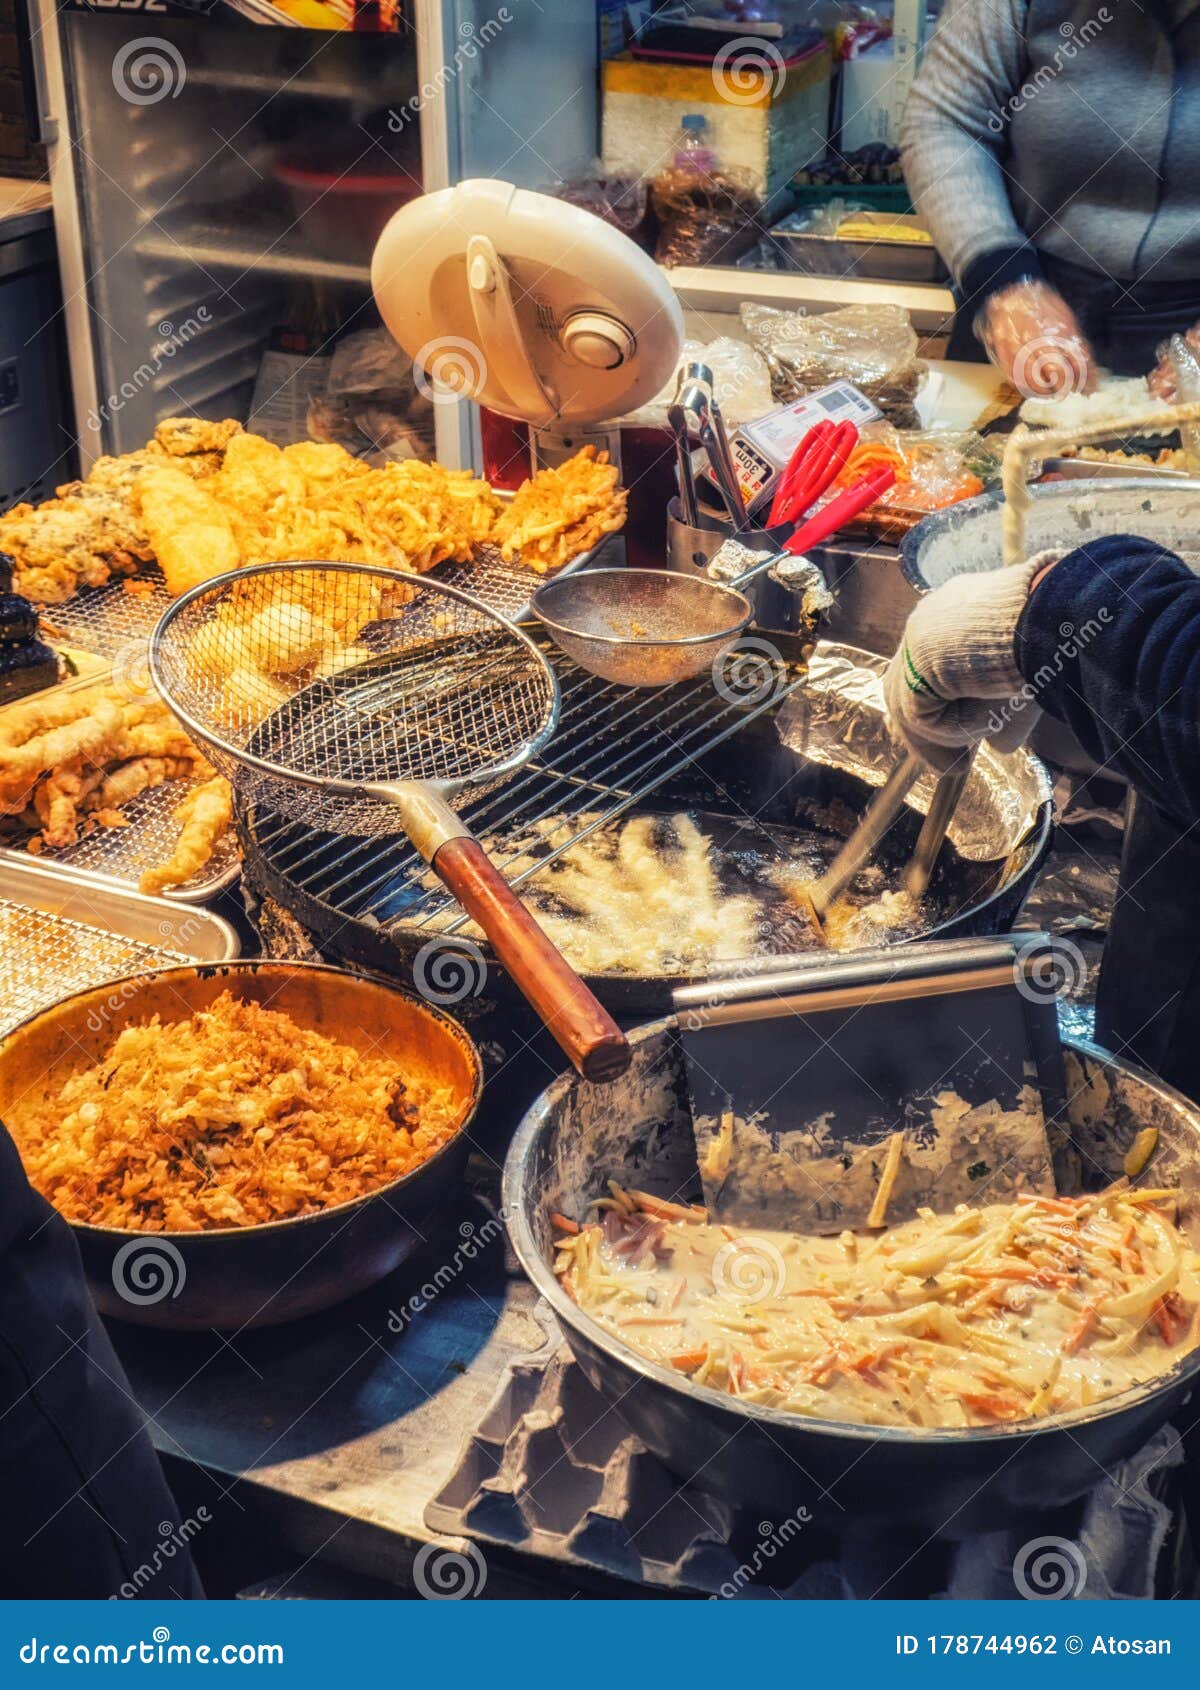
[150,562,629,1083]
[0,960,485,1330]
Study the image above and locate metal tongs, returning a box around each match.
[798,751,976,937]
[676,360,748,534]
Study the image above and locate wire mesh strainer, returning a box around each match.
[150,562,629,1082]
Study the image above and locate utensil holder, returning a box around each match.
[665,499,801,634]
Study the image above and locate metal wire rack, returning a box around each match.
[0,669,239,901]
[37,545,595,662]
[241,636,807,936]
[17,780,240,903]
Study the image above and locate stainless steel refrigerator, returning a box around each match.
[24,0,599,471]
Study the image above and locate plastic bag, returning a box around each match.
[328,328,414,398]
[740,301,925,427]
[313,327,436,462]
[549,160,656,252]
[819,423,998,535]
[621,336,773,430]
[651,165,761,267]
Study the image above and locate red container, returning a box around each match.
[274,149,422,264]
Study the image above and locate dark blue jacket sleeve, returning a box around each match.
[1014,534,1200,828]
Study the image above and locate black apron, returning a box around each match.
[948,251,1200,376]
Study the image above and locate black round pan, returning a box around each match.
[503,1019,1200,1538]
[0,961,483,1331]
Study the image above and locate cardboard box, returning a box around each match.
[601,45,832,205]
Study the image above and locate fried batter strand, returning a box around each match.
[493,446,627,573]
[140,776,233,896]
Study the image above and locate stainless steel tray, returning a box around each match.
[1040,456,1189,481]
[0,670,241,903]
[0,855,239,1039]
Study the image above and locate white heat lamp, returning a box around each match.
[370,178,684,468]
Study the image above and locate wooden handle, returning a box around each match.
[432,836,630,1084]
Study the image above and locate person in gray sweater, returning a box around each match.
[901,0,1200,388]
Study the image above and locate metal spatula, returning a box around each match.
[674,935,1064,1234]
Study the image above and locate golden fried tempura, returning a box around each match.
[218,432,308,512]
[136,467,239,596]
[140,776,233,896]
[155,417,243,458]
[492,446,627,573]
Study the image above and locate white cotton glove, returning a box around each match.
[884,557,1056,772]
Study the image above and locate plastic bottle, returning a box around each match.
[672,114,718,177]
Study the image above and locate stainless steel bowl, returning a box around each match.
[504,1014,1200,1536]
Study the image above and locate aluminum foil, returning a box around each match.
[775,642,1051,862]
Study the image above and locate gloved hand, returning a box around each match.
[1148,325,1200,401]
[976,280,1096,399]
[883,557,1056,772]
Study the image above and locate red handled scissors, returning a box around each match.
[764,419,859,529]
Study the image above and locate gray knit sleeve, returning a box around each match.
[900,0,1033,283]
